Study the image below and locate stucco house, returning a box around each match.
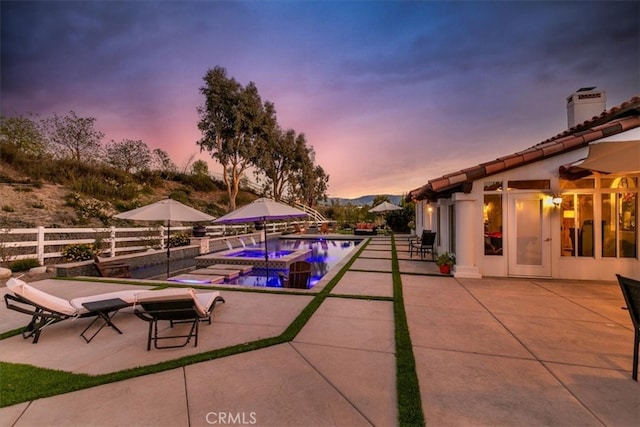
[407,88,639,281]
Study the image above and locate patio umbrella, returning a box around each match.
[369,201,402,213]
[212,198,308,282]
[577,140,640,174]
[114,198,215,278]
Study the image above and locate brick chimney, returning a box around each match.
[566,87,606,129]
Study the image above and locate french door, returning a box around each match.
[507,193,552,277]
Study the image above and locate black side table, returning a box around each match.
[81,298,130,343]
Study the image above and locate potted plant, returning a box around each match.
[436,252,455,274]
[408,220,416,236]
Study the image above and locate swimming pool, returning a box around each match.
[196,237,362,288]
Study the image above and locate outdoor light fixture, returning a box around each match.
[552,196,563,207]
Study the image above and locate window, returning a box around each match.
[484,194,503,255]
[602,191,637,258]
[560,194,594,257]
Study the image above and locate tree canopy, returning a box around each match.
[197,65,329,211]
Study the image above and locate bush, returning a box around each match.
[9,258,40,272]
[168,232,190,248]
[61,243,97,261]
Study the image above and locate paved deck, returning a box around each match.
[0,235,638,426]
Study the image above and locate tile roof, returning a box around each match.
[407,95,640,202]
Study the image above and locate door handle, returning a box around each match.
[544,238,552,242]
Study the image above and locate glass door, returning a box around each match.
[507,193,552,277]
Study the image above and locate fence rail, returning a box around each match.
[0,222,303,265]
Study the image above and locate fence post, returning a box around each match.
[160,226,166,250]
[37,226,45,265]
[110,226,116,257]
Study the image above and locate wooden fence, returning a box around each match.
[0,222,296,265]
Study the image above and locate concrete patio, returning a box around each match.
[0,235,638,426]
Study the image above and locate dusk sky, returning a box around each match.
[1,1,638,199]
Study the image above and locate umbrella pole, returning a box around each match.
[166,220,171,278]
[263,218,269,285]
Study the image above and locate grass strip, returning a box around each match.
[0,240,370,408]
[392,234,426,427]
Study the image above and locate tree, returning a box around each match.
[150,148,177,175]
[0,115,46,158]
[289,142,329,208]
[197,66,266,211]
[253,100,307,201]
[105,139,151,173]
[42,111,104,162]
[191,159,209,176]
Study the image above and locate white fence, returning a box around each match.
[0,222,298,265]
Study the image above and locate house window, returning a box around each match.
[484,194,503,255]
[560,194,594,257]
[602,188,637,258]
[560,178,595,189]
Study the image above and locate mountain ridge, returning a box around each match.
[325,194,403,207]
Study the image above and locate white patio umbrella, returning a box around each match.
[577,140,640,174]
[114,198,215,278]
[369,201,402,213]
[212,198,308,282]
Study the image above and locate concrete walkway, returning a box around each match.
[1,235,638,426]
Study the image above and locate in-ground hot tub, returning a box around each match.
[195,247,312,270]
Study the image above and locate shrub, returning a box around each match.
[61,243,97,261]
[168,232,190,248]
[9,258,40,272]
[2,205,14,213]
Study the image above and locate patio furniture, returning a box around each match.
[134,288,225,350]
[94,256,131,278]
[3,278,139,343]
[80,298,130,343]
[279,261,312,289]
[410,231,437,260]
[616,274,640,381]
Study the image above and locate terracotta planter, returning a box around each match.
[439,264,451,274]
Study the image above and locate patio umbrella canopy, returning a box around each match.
[114,198,215,278]
[212,198,308,283]
[577,140,640,174]
[369,201,402,213]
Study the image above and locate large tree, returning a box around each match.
[289,143,329,208]
[197,66,266,211]
[105,139,151,173]
[42,111,104,162]
[252,101,307,201]
[0,115,47,158]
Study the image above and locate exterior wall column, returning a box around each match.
[452,193,482,278]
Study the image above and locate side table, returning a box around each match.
[81,298,130,343]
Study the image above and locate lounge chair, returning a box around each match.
[4,278,139,343]
[134,288,225,350]
[278,261,312,289]
[616,274,640,381]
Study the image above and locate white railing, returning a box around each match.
[0,222,299,265]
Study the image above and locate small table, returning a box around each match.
[81,298,129,343]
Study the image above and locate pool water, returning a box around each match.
[231,238,361,288]
[227,249,295,259]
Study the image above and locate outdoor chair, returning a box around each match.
[410,231,437,260]
[279,261,312,289]
[134,288,225,350]
[616,274,640,381]
[94,255,131,278]
[4,278,139,343]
